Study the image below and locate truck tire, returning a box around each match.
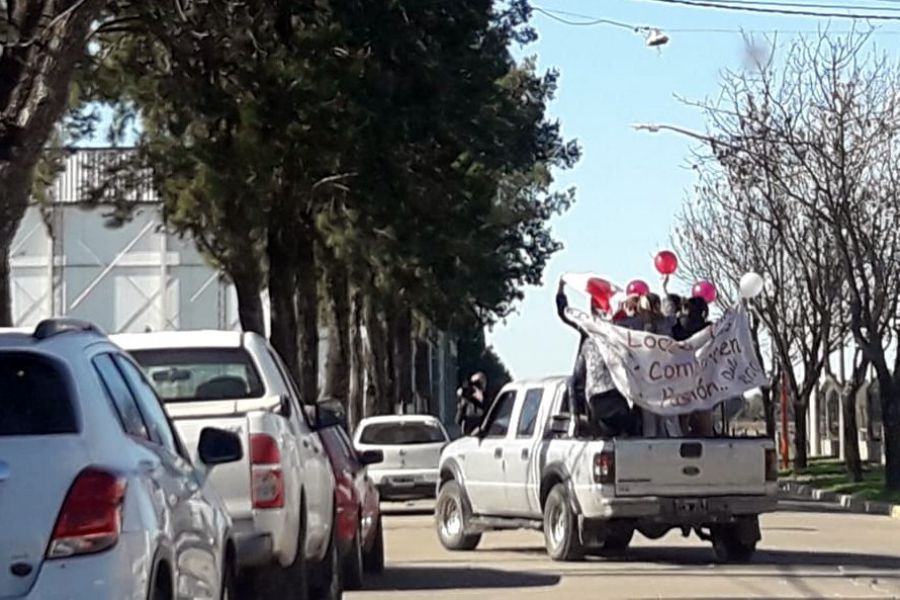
[435,480,482,551]
[711,518,759,563]
[310,520,343,600]
[245,501,309,600]
[543,484,584,562]
[363,514,385,574]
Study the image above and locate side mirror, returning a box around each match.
[198,427,243,466]
[280,394,293,418]
[358,449,383,466]
[315,410,343,431]
[549,413,571,437]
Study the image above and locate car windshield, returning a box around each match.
[0,352,77,436]
[359,421,446,445]
[129,348,265,402]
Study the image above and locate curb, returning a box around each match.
[778,481,900,518]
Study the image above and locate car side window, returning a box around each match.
[115,355,179,456]
[93,354,150,440]
[483,391,516,439]
[516,388,544,438]
[265,347,312,429]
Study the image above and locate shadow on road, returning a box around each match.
[363,566,560,591]
[485,545,900,570]
[380,501,434,517]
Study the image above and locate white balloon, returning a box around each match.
[740,272,765,299]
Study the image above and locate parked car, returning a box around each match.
[112,330,341,600]
[318,424,386,589]
[353,415,449,500]
[436,377,777,562]
[0,319,242,600]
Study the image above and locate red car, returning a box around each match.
[318,424,386,589]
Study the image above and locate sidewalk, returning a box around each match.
[778,459,900,519]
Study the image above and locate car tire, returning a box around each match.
[310,521,343,600]
[342,527,364,590]
[221,556,238,600]
[543,484,584,562]
[711,527,757,563]
[363,514,385,574]
[435,480,481,551]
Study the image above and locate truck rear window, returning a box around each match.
[0,353,77,436]
[129,348,265,402]
[359,422,446,445]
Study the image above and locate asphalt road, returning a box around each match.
[347,499,900,600]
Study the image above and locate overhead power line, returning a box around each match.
[676,0,900,12]
[637,0,900,19]
[531,6,645,30]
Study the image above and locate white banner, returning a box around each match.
[566,306,767,416]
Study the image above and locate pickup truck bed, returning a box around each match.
[436,376,777,563]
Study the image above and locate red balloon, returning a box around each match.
[626,280,650,296]
[692,280,718,304]
[655,250,678,275]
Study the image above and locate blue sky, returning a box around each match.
[488,1,900,379]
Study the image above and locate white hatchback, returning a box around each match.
[353,415,449,500]
[0,320,242,600]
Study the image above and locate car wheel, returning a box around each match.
[310,522,343,600]
[711,524,757,563]
[434,480,481,551]
[221,556,237,600]
[363,514,385,574]
[543,484,583,562]
[342,527,364,590]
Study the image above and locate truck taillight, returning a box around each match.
[250,434,284,509]
[47,468,126,559]
[765,448,777,482]
[593,451,615,485]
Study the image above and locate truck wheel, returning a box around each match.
[342,527,364,591]
[363,514,385,574]
[543,484,584,562]
[435,480,482,551]
[310,522,343,600]
[711,520,758,563]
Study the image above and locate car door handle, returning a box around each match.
[493,448,502,459]
[521,448,529,460]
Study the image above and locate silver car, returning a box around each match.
[0,319,242,600]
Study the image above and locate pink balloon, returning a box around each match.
[626,280,650,296]
[654,250,678,275]
[692,280,718,304]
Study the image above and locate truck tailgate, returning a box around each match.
[170,410,253,518]
[613,438,769,497]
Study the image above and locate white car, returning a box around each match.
[354,415,449,500]
[113,330,340,600]
[0,319,241,600]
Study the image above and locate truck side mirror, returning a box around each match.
[549,413,571,437]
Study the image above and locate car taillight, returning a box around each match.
[593,451,615,485]
[765,448,777,482]
[47,468,126,559]
[250,434,284,509]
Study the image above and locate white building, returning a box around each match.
[9,148,459,427]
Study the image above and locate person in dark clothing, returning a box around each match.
[556,280,637,437]
[455,372,487,435]
[672,297,715,436]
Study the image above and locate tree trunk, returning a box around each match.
[414,336,432,415]
[323,261,350,408]
[0,1,104,328]
[880,379,900,491]
[0,242,11,326]
[294,228,319,406]
[364,294,392,415]
[842,385,863,483]
[393,307,413,414]
[231,268,265,335]
[793,399,809,471]
[762,386,776,439]
[348,287,365,431]
[267,227,300,385]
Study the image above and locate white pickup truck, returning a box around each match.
[435,376,777,563]
[113,331,340,600]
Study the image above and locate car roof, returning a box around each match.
[357,414,442,426]
[506,375,568,388]
[111,330,248,350]
[0,326,109,355]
